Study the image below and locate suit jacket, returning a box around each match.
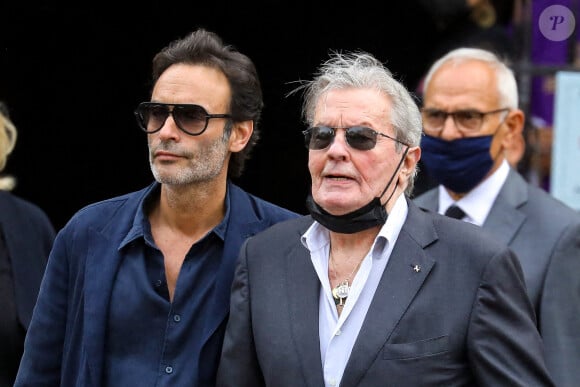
[414,168,580,387]
[217,199,554,387]
[0,191,55,329]
[15,181,299,387]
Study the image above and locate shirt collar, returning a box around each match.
[438,159,510,226]
[301,193,408,256]
[119,181,231,249]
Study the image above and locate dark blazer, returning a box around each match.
[0,191,55,329]
[15,181,299,387]
[217,199,554,387]
[414,168,580,387]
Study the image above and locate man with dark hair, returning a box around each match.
[15,28,298,387]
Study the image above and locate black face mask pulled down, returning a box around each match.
[306,195,387,234]
[306,148,408,234]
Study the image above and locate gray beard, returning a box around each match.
[149,135,230,186]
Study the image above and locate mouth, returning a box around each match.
[154,151,182,161]
[323,174,356,183]
[323,175,356,187]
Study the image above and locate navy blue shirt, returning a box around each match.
[103,184,230,386]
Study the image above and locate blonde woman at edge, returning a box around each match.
[0,101,55,387]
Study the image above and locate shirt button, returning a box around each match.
[173,314,181,322]
[165,366,173,374]
[329,378,337,386]
[155,280,162,287]
[336,329,342,336]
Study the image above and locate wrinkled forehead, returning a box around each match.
[314,88,392,128]
[423,60,500,110]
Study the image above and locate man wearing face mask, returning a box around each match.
[217,50,554,387]
[414,47,580,387]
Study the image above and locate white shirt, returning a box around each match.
[438,159,510,226]
[300,194,408,387]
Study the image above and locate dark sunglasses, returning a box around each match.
[302,126,407,151]
[134,102,231,136]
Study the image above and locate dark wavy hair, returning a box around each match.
[150,28,263,178]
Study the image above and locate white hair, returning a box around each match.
[423,47,519,109]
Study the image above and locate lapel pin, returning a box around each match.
[411,264,421,273]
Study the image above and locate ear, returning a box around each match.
[228,120,254,152]
[401,146,421,179]
[502,109,524,147]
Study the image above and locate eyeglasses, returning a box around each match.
[134,102,231,136]
[421,108,510,134]
[302,126,408,151]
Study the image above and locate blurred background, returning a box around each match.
[1,0,579,230]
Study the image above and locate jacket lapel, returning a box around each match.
[482,169,527,245]
[204,184,273,341]
[341,202,436,387]
[286,228,326,387]
[415,170,528,246]
[84,228,127,386]
[413,188,438,213]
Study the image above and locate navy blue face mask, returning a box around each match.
[420,134,494,193]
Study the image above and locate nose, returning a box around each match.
[439,114,463,140]
[325,129,350,159]
[157,111,181,139]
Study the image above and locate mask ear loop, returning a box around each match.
[378,145,410,206]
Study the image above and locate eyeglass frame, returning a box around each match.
[302,125,409,151]
[421,107,510,134]
[134,102,232,136]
